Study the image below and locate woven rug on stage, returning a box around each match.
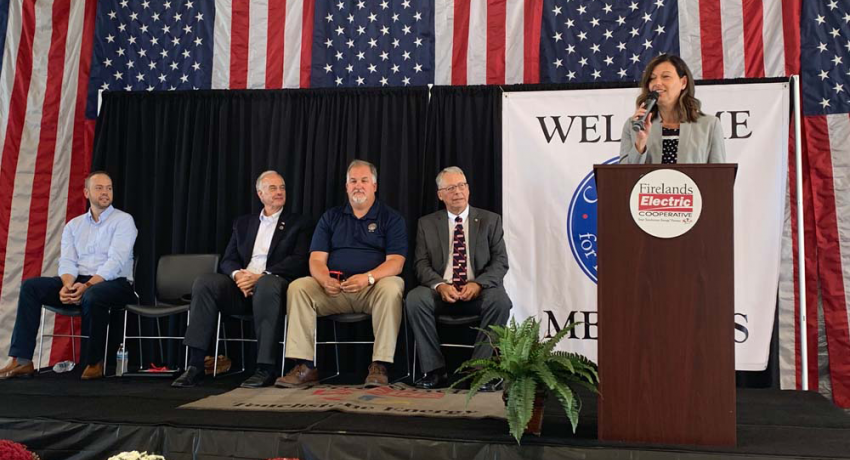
[180,384,507,420]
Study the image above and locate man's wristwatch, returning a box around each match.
[367,272,375,286]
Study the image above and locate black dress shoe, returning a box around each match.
[414,371,448,389]
[241,369,275,388]
[172,366,204,388]
[478,378,503,393]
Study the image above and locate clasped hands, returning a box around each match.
[322,273,370,297]
[59,283,89,305]
[436,282,481,303]
[233,270,263,297]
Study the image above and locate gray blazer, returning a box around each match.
[414,207,509,289]
[619,114,727,164]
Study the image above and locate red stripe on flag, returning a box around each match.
[698,0,724,79]
[81,121,95,180]
[523,0,542,84]
[741,0,765,78]
[59,0,99,364]
[486,0,505,85]
[69,0,98,224]
[452,0,471,86]
[32,0,70,364]
[0,0,37,300]
[781,0,800,76]
[299,0,314,88]
[229,0,250,89]
[69,0,97,221]
[265,0,285,89]
[24,0,71,282]
[790,117,821,391]
[805,116,850,407]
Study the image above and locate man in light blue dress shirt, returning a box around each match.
[0,171,137,380]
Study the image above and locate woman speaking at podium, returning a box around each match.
[619,54,726,164]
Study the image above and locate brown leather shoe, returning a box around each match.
[275,363,319,388]
[364,362,388,388]
[0,358,35,379]
[204,355,232,375]
[81,361,104,380]
[0,358,20,375]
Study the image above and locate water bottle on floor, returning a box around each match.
[116,343,128,377]
[52,360,75,373]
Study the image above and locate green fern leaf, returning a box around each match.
[517,333,535,362]
[464,369,504,405]
[532,362,559,391]
[455,358,501,374]
[551,382,580,432]
[563,378,600,395]
[539,321,581,357]
[448,372,478,391]
[558,352,600,382]
[506,375,537,443]
[549,354,577,374]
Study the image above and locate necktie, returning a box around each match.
[452,216,468,289]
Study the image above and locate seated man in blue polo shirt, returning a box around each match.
[277,159,407,388]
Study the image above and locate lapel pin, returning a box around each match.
[278,223,285,231]
[368,223,378,233]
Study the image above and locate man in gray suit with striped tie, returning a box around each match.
[406,166,512,390]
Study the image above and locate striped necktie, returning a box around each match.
[452,216,468,289]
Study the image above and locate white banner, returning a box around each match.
[502,83,789,371]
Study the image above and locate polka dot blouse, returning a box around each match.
[661,126,680,164]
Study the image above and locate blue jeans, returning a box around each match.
[9,276,135,366]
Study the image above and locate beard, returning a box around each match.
[351,195,367,204]
[92,197,111,209]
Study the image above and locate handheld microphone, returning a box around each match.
[631,91,659,132]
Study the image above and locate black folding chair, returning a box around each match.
[121,254,219,376]
[412,314,481,382]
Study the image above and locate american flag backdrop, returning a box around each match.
[539,0,796,82]
[0,0,847,407]
[780,0,850,409]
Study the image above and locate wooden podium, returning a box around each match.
[594,164,737,446]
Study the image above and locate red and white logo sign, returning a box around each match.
[629,169,702,238]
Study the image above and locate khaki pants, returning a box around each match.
[284,276,404,363]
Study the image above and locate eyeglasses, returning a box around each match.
[439,182,468,193]
[265,185,285,193]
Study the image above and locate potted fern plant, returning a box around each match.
[451,316,599,443]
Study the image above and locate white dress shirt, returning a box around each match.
[233,209,281,278]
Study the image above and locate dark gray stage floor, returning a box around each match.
[1,371,849,459]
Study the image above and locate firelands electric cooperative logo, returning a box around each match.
[567,158,618,284]
[629,169,702,238]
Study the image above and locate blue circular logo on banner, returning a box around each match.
[567,157,618,284]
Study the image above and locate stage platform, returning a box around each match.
[1,371,849,460]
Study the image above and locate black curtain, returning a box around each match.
[93,88,429,301]
[92,88,430,372]
[421,85,503,214]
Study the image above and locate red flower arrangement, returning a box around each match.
[0,440,40,460]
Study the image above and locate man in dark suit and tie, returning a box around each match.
[172,171,312,388]
[407,166,511,390]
